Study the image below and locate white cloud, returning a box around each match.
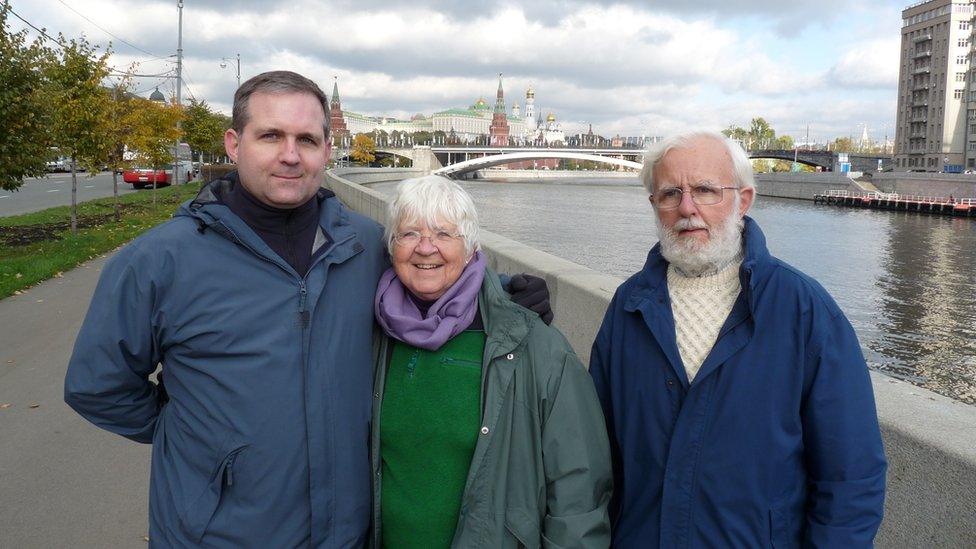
[12,0,901,138]
[826,38,900,89]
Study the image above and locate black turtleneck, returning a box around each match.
[222,180,322,276]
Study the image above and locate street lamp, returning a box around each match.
[221,53,241,88]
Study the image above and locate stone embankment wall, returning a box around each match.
[325,167,976,548]
[754,172,856,200]
[870,172,976,198]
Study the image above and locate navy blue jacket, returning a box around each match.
[65,181,387,547]
[589,217,886,548]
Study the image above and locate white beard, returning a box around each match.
[656,207,744,277]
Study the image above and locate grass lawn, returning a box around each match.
[0,184,201,300]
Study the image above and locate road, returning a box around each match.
[0,172,141,217]
[0,253,151,547]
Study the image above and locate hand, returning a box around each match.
[508,274,554,325]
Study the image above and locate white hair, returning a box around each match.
[640,131,755,195]
[385,175,481,256]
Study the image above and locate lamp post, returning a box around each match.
[221,53,241,88]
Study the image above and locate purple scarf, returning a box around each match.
[374,251,486,351]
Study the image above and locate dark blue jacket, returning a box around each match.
[65,181,387,547]
[589,217,886,548]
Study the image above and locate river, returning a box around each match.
[372,176,976,405]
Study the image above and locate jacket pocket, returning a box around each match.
[504,508,540,549]
[181,444,249,542]
[769,506,797,549]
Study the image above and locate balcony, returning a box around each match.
[913,49,932,59]
[913,66,932,74]
[913,34,933,43]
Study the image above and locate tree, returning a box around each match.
[182,98,224,165]
[831,137,856,153]
[103,73,139,221]
[0,2,55,191]
[773,134,794,150]
[350,134,376,165]
[127,96,182,207]
[748,117,775,150]
[47,35,112,232]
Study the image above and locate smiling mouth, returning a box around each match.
[273,174,302,180]
[414,264,442,270]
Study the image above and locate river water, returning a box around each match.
[372,176,976,405]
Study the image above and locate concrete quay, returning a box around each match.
[327,167,976,548]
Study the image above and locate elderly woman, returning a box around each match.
[370,175,612,548]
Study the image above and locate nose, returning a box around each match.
[279,137,300,164]
[676,189,699,217]
[414,236,438,255]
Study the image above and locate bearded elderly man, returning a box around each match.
[589,131,887,548]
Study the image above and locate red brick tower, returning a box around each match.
[489,74,510,147]
[329,76,348,143]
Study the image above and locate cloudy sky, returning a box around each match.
[12,0,906,144]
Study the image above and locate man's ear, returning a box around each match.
[225,128,240,163]
[738,186,755,217]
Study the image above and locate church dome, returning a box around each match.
[526,86,535,99]
[149,87,166,102]
[546,112,556,122]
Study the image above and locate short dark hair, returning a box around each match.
[232,70,330,139]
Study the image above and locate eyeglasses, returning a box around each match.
[649,182,740,210]
[394,230,464,247]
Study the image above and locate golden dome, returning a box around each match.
[546,112,556,122]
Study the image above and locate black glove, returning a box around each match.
[508,273,554,325]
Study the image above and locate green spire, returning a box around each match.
[331,76,340,105]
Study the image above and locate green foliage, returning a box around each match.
[0,2,56,190]
[128,96,183,170]
[350,133,376,164]
[47,35,112,173]
[182,98,225,161]
[411,131,432,145]
[831,136,856,153]
[725,117,793,151]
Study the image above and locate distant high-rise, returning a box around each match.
[895,0,975,171]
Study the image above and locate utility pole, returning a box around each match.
[174,0,184,185]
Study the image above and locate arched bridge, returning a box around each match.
[433,151,643,177]
[749,149,892,171]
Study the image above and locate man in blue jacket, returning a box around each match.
[63,71,548,547]
[589,131,887,547]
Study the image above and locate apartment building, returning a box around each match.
[895,0,976,171]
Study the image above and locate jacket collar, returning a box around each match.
[175,171,358,274]
[622,216,770,388]
[625,215,771,315]
[478,265,534,361]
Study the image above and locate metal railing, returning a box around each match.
[824,189,974,204]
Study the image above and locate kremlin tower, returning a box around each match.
[329,76,349,143]
[489,74,510,147]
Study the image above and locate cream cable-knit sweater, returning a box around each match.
[666,258,742,382]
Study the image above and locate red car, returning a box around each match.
[123,167,170,189]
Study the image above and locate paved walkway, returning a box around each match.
[0,252,151,548]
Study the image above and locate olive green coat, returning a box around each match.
[370,268,613,549]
